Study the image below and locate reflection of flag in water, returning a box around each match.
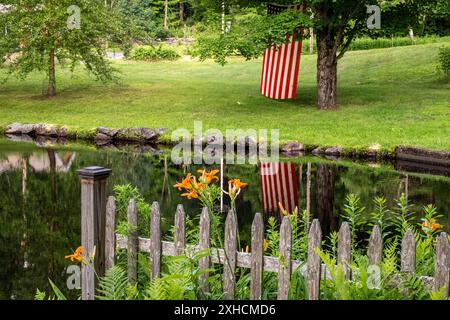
[259,162,299,214]
[260,3,306,100]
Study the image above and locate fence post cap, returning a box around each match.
[77,166,112,180]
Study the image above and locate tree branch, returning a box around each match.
[337,18,364,60]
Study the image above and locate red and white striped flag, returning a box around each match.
[259,162,299,214]
[260,3,305,100]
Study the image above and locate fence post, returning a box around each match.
[224,209,237,300]
[250,212,264,300]
[77,166,111,300]
[150,201,162,280]
[105,196,116,271]
[368,225,383,266]
[307,219,322,300]
[278,216,292,300]
[174,204,186,255]
[434,232,449,298]
[127,199,138,285]
[401,229,415,273]
[338,222,351,280]
[199,207,211,294]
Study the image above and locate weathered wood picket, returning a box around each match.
[79,167,450,300]
[109,198,450,300]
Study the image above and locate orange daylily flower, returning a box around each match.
[191,176,205,191]
[174,170,221,203]
[228,179,248,196]
[174,173,193,191]
[65,246,84,263]
[181,190,199,199]
[422,219,443,232]
[197,169,219,185]
[229,179,247,190]
[223,178,248,202]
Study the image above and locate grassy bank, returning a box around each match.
[0,42,449,153]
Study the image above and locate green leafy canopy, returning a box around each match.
[0,0,126,93]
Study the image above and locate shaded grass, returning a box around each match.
[0,42,449,152]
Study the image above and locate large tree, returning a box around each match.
[195,0,440,109]
[0,0,124,97]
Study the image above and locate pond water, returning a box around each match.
[0,138,449,299]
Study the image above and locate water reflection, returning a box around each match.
[257,161,342,236]
[396,159,450,177]
[315,164,339,237]
[0,151,76,173]
[259,162,299,216]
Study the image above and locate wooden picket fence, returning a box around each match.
[99,196,450,300]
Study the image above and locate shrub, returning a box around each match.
[302,36,450,54]
[437,46,450,78]
[128,45,180,62]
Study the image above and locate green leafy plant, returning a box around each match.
[380,239,399,282]
[318,250,352,300]
[114,184,151,235]
[35,279,68,300]
[129,45,180,62]
[415,237,435,276]
[420,205,444,239]
[369,196,391,239]
[265,217,280,257]
[143,249,212,300]
[393,193,415,235]
[342,194,366,247]
[288,267,308,300]
[437,46,450,78]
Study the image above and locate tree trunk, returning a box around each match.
[409,28,415,43]
[179,1,184,22]
[316,30,337,110]
[164,0,169,30]
[221,1,225,34]
[47,49,56,97]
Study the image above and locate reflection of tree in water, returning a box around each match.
[48,149,57,277]
[0,149,81,299]
[0,150,76,174]
[314,164,339,236]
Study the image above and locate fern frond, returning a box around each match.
[399,274,429,300]
[146,277,167,300]
[34,289,46,300]
[381,239,398,279]
[430,286,449,300]
[96,265,128,300]
[415,237,435,276]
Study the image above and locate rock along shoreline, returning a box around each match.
[2,123,450,166]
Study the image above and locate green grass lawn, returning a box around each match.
[0,42,449,153]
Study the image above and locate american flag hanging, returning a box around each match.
[260,3,306,100]
[259,162,299,215]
